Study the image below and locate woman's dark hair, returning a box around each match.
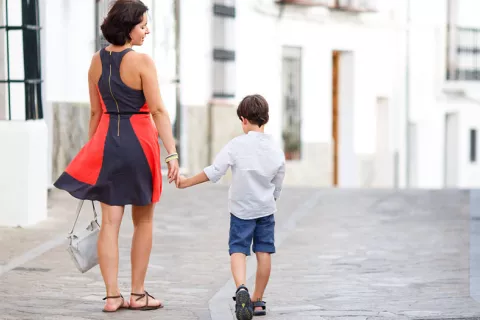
[100,0,148,46]
[237,94,270,127]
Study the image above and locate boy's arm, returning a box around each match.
[179,171,210,188]
[272,161,286,200]
[178,142,234,188]
[202,141,234,183]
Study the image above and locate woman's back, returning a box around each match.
[94,48,147,115]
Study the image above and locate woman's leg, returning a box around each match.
[130,203,162,308]
[98,203,128,311]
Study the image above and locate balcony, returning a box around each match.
[446,26,480,81]
[331,0,378,12]
[275,0,378,12]
[275,0,331,6]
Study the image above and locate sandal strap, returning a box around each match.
[102,294,123,300]
[131,291,155,305]
[253,300,266,309]
[131,292,145,297]
[235,284,249,294]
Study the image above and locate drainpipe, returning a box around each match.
[173,0,182,166]
[405,0,411,187]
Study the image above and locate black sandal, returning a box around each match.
[129,291,164,311]
[102,294,128,312]
[232,285,253,320]
[253,300,267,316]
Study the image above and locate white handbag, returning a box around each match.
[67,200,100,273]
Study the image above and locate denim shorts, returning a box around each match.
[228,213,276,256]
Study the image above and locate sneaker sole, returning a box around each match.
[235,290,253,320]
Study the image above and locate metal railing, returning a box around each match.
[446,26,480,81]
[276,0,378,11]
[333,0,377,12]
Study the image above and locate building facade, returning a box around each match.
[403,0,480,189]
[5,0,480,227]
[187,0,405,188]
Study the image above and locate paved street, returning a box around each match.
[1,183,480,319]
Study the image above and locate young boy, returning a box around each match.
[177,94,285,320]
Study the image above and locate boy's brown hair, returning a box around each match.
[236,94,269,127]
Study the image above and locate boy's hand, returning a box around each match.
[176,175,188,189]
[176,171,208,189]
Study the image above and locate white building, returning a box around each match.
[193,0,405,188]
[3,0,478,226]
[405,0,480,189]
[0,0,177,226]
[191,0,480,190]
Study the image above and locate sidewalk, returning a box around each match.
[1,185,480,319]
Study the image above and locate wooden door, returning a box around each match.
[332,51,340,186]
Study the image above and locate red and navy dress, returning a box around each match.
[54,48,162,206]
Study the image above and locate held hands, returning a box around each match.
[167,158,179,185]
[176,175,187,189]
[175,171,208,189]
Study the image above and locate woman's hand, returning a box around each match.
[167,158,179,184]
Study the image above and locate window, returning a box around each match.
[0,0,43,120]
[212,1,236,98]
[470,129,477,163]
[446,0,480,81]
[281,46,302,160]
[446,26,480,81]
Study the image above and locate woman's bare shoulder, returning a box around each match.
[90,50,102,66]
[89,51,103,81]
[126,51,156,69]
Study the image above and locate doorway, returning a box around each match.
[444,112,459,187]
[332,50,355,187]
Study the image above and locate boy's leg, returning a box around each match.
[252,214,275,312]
[252,252,271,302]
[231,253,247,287]
[229,213,254,283]
[229,214,256,319]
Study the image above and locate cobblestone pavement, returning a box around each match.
[1,183,480,320]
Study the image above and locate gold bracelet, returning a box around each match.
[165,155,178,163]
[165,153,178,160]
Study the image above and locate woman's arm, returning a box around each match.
[88,53,102,140]
[140,54,179,184]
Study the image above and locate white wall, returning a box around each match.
[458,104,480,187]
[44,0,95,104]
[457,0,480,28]
[179,0,212,108]
[413,111,445,188]
[445,111,460,187]
[143,0,177,121]
[402,0,480,189]
[235,0,402,186]
[43,0,176,108]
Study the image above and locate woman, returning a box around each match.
[54,0,179,312]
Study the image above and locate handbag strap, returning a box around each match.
[68,200,98,236]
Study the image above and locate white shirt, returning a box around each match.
[203,131,286,220]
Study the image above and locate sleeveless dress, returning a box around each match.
[54,48,162,206]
